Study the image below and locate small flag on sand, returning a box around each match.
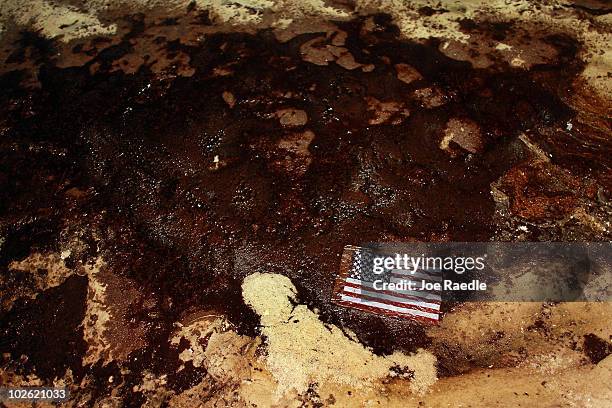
[332,245,442,324]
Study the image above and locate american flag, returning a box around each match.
[332,245,442,324]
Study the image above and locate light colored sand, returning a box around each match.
[165,283,612,406]
[241,272,438,396]
[3,252,74,310]
[81,257,147,366]
[0,0,117,42]
[81,258,113,366]
[356,0,611,98]
[0,0,609,99]
[170,313,229,369]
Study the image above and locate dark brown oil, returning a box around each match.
[0,13,609,402]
